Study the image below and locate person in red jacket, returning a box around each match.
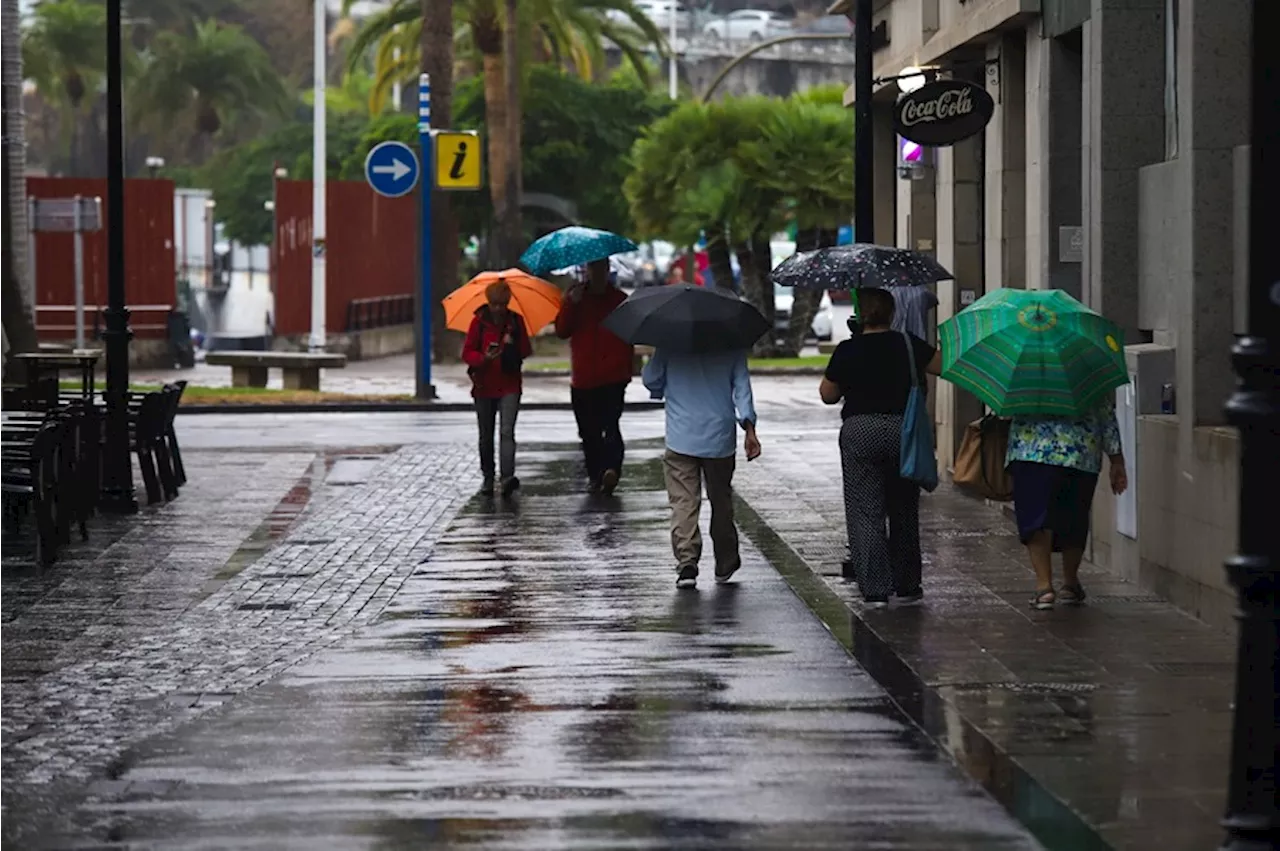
[555,259,634,494]
[462,280,533,497]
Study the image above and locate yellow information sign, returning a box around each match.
[433,130,483,191]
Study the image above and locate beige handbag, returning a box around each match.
[953,415,1014,501]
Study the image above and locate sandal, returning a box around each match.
[1030,589,1056,610]
[1059,583,1087,606]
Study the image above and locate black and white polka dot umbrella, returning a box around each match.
[770,243,954,290]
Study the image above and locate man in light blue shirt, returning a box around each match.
[643,348,761,588]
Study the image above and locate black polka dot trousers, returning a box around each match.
[839,414,923,599]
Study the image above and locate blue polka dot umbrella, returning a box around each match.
[770,243,953,290]
[520,226,639,276]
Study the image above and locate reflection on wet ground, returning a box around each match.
[39,444,1039,849]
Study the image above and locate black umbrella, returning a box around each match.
[602,285,769,354]
[770,243,953,290]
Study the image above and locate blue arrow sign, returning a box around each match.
[364,141,420,198]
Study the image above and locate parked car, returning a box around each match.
[795,14,852,36]
[631,0,692,34]
[703,9,792,42]
[773,283,834,341]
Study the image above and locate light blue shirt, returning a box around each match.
[642,348,757,459]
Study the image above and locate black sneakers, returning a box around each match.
[714,562,741,585]
[501,477,520,498]
[600,469,620,496]
[895,588,924,607]
[676,564,698,588]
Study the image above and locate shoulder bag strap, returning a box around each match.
[901,330,920,389]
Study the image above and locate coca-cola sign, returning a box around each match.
[893,79,995,147]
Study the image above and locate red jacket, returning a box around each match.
[554,287,634,390]
[462,307,534,398]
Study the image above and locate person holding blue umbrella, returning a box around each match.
[520,226,638,277]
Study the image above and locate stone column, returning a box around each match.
[984,32,1027,291]
[934,133,984,466]
[1172,0,1249,427]
[1027,25,1085,296]
[1083,0,1165,341]
[872,100,897,244]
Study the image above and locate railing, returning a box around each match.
[35,304,174,340]
[345,294,414,331]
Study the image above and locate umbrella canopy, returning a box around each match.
[520,226,639,276]
[602,285,769,354]
[770,243,953,291]
[442,268,562,337]
[939,288,1129,416]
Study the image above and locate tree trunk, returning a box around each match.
[422,0,460,366]
[499,0,523,265]
[779,226,830,356]
[0,0,36,378]
[704,226,734,292]
[481,50,515,264]
[749,233,776,356]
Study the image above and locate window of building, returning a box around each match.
[1164,0,1178,159]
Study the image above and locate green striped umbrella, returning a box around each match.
[939,288,1129,416]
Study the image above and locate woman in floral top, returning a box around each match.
[1006,404,1128,609]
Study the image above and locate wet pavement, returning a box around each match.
[3,414,1040,849]
[734,434,1238,851]
[2,403,1239,850]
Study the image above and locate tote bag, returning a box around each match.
[899,332,939,492]
[953,415,1014,501]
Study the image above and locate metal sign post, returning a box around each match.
[417,73,434,399]
[30,196,103,350]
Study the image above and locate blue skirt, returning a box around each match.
[1009,461,1099,551]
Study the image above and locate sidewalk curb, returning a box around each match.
[524,367,825,378]
[733,493,1111,851]
[178,401,666,415]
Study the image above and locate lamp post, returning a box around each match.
[852,0,873,244]
[668,1,678,100]
[1220,2,1279,848]
[310,0,326,352]
[100,0,135,513]
[145,155,164,179]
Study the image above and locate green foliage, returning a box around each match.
[625,91,853,244]
[21,0,109,109]
[132,18,291,139]
[203,113,366,245]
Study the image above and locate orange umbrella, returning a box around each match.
[442,268,563,337]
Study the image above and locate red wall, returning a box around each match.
[272,179,417,336]
[27,177,176,339]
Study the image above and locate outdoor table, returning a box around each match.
[12,350,102,403]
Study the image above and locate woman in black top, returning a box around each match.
[819,288,941,607]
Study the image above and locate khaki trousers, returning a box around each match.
[663,449,739,573]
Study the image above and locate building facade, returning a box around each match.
[833,0,1251,629]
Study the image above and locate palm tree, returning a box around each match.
[21,0,108,174]
[421,0,463,364]
[132,19,290,162]
[740,98,853,353]
[345,0,664,264]
[3,0,37,372]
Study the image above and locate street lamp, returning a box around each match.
[263,200,275,212]
[145,155,165,178]
[101,0,136,513]
[896,66,927,95]
[1220,2,1279,848]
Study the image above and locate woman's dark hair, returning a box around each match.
[859,288,896,327]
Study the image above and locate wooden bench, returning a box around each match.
[205,351,347,391]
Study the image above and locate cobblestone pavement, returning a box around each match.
[10,439,1040,850]
[2,440,479,840]
[733,430,1238,851]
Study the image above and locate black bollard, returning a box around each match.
[1219,2,1279,847]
